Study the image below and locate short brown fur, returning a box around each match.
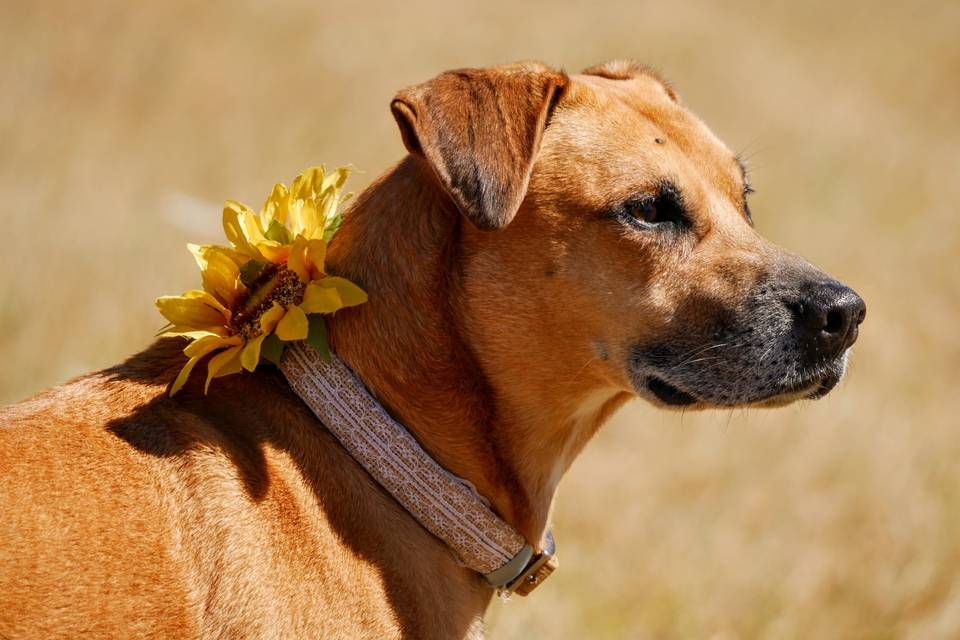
[0,61,859,638]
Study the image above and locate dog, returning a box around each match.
[0,60,865,639]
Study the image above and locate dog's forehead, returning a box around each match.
[571,69,677,105]
[543,72,743,205]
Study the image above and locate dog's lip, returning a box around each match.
[644,364,843,409]
[646,376,698,406]
[757,365,844,406]
[637,351,847,408]
[803,368,842,399]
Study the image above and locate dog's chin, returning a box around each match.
[755,365,844,407]
[637,356,848,410]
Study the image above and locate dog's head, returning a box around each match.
[391,60,865,410]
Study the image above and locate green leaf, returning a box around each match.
[239,259,268,288]
[322,212,344,243]
[260,333,286,366]
[265,219,293,244]
[306,314,331,361]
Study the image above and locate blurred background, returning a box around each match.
[2,1,958,637]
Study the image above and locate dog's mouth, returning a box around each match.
[646,376,698,406]
[795,366,844,400]
[643,357,846,409]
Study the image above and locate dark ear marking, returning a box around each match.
[390,62,569,231]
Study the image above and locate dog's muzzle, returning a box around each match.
[629,274,866,408]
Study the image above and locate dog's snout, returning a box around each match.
[791,282,866,359]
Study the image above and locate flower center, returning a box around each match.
[230,264,305,340]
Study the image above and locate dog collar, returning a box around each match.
[279,342,557,596]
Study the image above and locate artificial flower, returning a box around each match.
[156,166,367,396]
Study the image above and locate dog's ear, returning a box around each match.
[391,63,568,231]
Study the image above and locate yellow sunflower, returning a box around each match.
[156,166,367,396]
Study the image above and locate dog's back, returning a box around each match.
[0,341,417,638]
[1,345,203,636]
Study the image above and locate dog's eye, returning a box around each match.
[743,184,755,223]
[627,200,659,223]
[621,191,687,229]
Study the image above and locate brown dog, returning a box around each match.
[0,60,864,639]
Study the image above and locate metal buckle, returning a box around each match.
[499,531,558,597]
[502,548,558,596]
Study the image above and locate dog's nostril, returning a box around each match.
[795,300,829,332]
[823,309,845,335]
[791,281,865,358]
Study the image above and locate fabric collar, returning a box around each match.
[279,342,557,596]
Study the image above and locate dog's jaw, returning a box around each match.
[628,347,851,410]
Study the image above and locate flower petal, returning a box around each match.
[291,166,325,202]
[319,276,368,307]
[191,289,232,319]
[189,244,246,308]
[259,182,290,229]
[156,291,229,328]
[241,334,267,372]
[183,334,239,358]
[289,167,330,237]
[300,282,342,314]
[287,235,309,282]
[297,200,323,240]
[317,187,339,232]
[213,348,244,379]
[169,335,237,396]
[223,201,264,260]
[257,242,291,264]
[239,209,269,246]
[188,243,246,270]
[161,329,226,340]
[321,166,351,192]
[276,304,308,341]
[260,301,287,334]
[170,356,202,397]
[205,345,243,393]
[305,239,327,279]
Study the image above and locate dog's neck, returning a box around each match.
[327,157,630,547]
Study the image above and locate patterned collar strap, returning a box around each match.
[280,342,557,596]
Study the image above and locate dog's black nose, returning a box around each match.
[793,282,866,359]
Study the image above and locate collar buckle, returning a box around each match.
[497,531,558,597]
[502,547,559,596]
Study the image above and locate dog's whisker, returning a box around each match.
[679,355,725,367]
[673,342,731,367]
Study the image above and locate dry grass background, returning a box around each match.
[2,1,958,637]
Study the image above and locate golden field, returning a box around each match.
[1,1,958,638]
